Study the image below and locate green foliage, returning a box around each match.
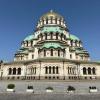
[67,86,75,91]
[7,84,15,89]
[46,87,53,90]
[27,86,33,89]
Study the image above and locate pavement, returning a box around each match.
[0,80,100,100]
[0,93,100,100]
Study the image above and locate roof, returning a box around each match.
[69,34,80,41]
[41,26,63,33]
[41,42,64,49]
[23,34,34,41]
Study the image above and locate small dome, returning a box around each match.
[24,34,34,41]
[69,34,80,41]
[40,10,63,19]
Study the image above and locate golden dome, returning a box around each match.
[41,10,63,19]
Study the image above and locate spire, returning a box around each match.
[50,9,53,13]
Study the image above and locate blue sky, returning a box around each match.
[0,0,100,61]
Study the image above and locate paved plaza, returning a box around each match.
[0,80,100,93]
[0,81,100,100]
[0,93,100,100]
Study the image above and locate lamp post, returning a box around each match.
[39,60,41,80]
[0,60,3,80]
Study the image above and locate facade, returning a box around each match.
[0,10,100,80]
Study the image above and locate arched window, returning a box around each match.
[8,68,12,75]
[30,40,33,46]
[88,67,91,75]
[56,66,59,74]
[45,66,48,74]
[61,34,63,40]
[83,67,87,75]
[59,18,61,25]
[42,19,44,25]
[75,40,77,46]
[51,49,53,56]
[64,35,66,40]
[79,41,81,47]
[92,67,96,75]
[26,41,28,47]
[45,33,47,40]
[56,33,58,40]
[50,32,53,39]
[58,50,60,56]
[18,68,21,75]
[49,66,51,74]
[46,19,48,24]
[32,54,34,59]
[44,50,46,57]
[34,67,36,74]
[53,66,55,74]
[51,17,53,24]
[13,68,16,75]
[70,54,72,59]
[55,18,57,24]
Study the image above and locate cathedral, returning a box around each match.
[0,10,100,80]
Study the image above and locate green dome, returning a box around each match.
[24,34,34,41]
[41,42,64,49]
[69,34,80,41]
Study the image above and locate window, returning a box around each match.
[26,41,28,47]
[18,68,21,75]
[34,67,36,74]
[79,41,81,47]
[45,66,48,74]
[41,34,43,40]
[56,33,58,40]
[45,33,47,40]
[83,67,87,75]
[51,49,53,56]
[92,67,96,75]
[61,34,63,40]
[8,68,12,75]
[71,40,73,46]
[55,18,57,24]
[53,66,55,74]
[49,66,51,74]
[46,19,48,24]
[44,50,46,57]
[51,17,53,24]
[70,54,72,59]
[58,50,60,56]
[32,54,34,59]
[56,66,59,74]
[88,67,91,75]
[68,67,70,74]
[50,32,53,39]
[13,68,16,75]
[64,35,66,40]
[31,41,33,46]
[75,41,77,46]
